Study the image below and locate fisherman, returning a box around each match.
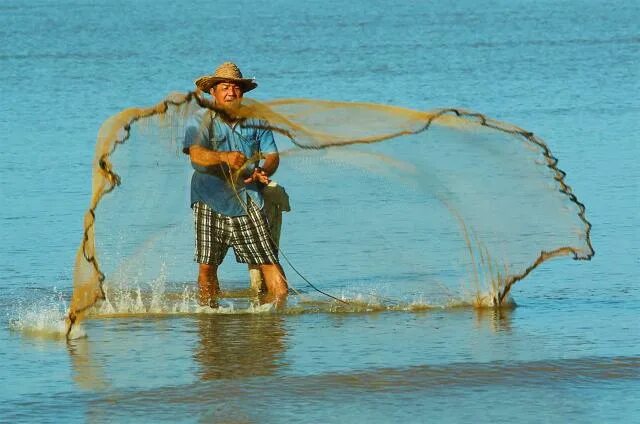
[183,62,288,306]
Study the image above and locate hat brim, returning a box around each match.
[195,75,257,93]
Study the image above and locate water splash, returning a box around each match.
[9,290,85,340]
[90,273,276,318]
[8,279,515,341]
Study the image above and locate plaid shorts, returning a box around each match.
[192,200,279,265]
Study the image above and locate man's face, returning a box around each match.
[211,82,243,108]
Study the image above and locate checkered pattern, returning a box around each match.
[193,200,279,265]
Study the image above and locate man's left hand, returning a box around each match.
[244,167,270,185]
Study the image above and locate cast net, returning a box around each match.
[66,92,593,336]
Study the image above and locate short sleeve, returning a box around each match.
[258,121,278,155]
[182,110,211,154]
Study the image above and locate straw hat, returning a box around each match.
[195,62,257,93]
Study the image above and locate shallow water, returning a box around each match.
[1,0,639,422]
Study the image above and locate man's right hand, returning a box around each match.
[223,151,246,170]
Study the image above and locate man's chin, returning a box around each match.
[221,100,241,110]
[217,101,244,120]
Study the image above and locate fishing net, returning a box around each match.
[66,92,593,336]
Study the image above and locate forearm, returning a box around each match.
[261,153,280,176]
[189,145,227,167]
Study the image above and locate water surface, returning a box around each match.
[1,0,638,422]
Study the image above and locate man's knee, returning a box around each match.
[259,263,282,275]
[199,263,218,277]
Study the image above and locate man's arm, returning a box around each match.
[183,111,245,171]
[244,153,279,185]
[261,153,280,176]
[244,122,280,184]
[188,145,246,170]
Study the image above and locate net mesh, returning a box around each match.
[66,92,593,336]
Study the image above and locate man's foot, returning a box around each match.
[207,297,219,309]
[198,290,220,308]
[258,290,287,309]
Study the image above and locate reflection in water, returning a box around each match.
[194,314,287,380]
[474,307,514,333]
[68,338,109,391]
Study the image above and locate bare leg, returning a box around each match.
[198,263,221,305]
[259,263,288,306]
[248,264,265,294]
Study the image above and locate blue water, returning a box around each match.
[1,0,639,422]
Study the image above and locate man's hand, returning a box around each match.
[223,151,246,170]
[244,167,270,185]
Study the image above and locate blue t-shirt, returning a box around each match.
[183,108,278,216]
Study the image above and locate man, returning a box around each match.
[183,62,288,307]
